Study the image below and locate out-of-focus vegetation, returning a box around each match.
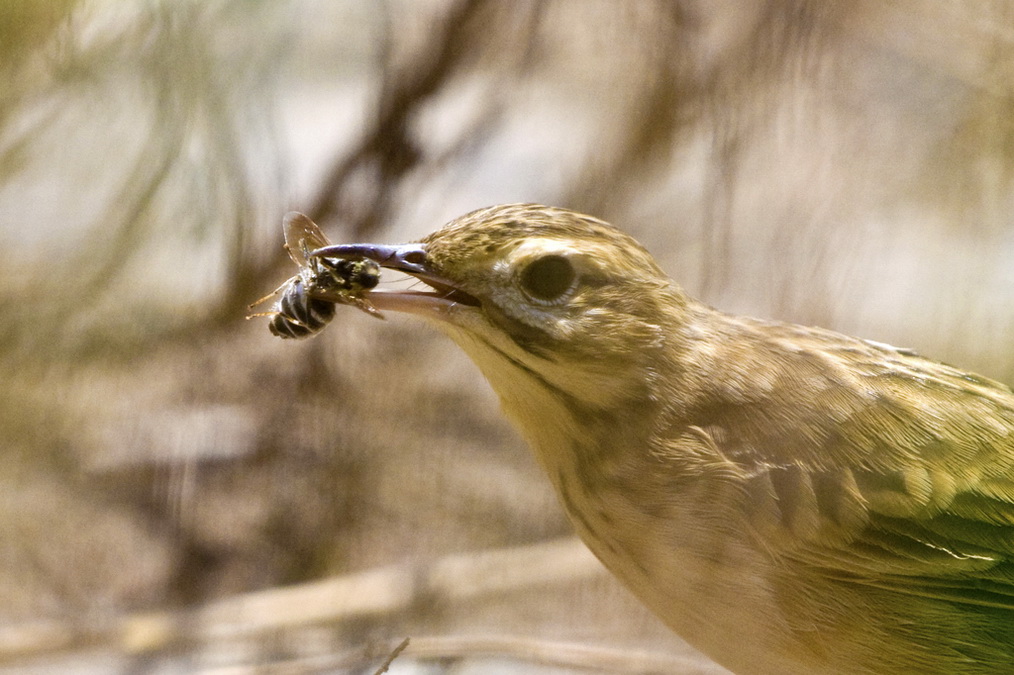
[1,0,1012,672]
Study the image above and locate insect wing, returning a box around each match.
[282,212,332,270]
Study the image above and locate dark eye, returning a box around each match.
[519,255,576,303]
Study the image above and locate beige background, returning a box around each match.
[1,1,1012,672]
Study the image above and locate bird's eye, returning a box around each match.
[519,255,576,304]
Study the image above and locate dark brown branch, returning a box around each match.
[372,637,410,675]
[306,0,494,239]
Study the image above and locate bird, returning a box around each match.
[312,203,1014,674]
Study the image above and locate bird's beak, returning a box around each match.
[311,242,480,317]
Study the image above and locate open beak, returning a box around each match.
[311,243,481,317]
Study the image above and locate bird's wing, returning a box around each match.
[737,455,1014,611]
[687,338,1014,610]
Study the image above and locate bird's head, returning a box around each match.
[314,204,688,449]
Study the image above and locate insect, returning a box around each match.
[248,212,382,339]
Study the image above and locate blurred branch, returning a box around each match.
[567,2,696,218]
[372,636,409,675]
[238,0,509,323]
[0,0,79,126]
[199,635,714,675]
[0,537,606,666]
[306,0,493,238]
[0,2,291,349]
[396,635,713,674]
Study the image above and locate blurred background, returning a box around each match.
[1,1,1013,673]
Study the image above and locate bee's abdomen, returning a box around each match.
[270,279,336,339]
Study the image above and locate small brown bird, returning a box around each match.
[314,204,1014,674]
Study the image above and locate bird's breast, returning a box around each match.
[539,430,820,674]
